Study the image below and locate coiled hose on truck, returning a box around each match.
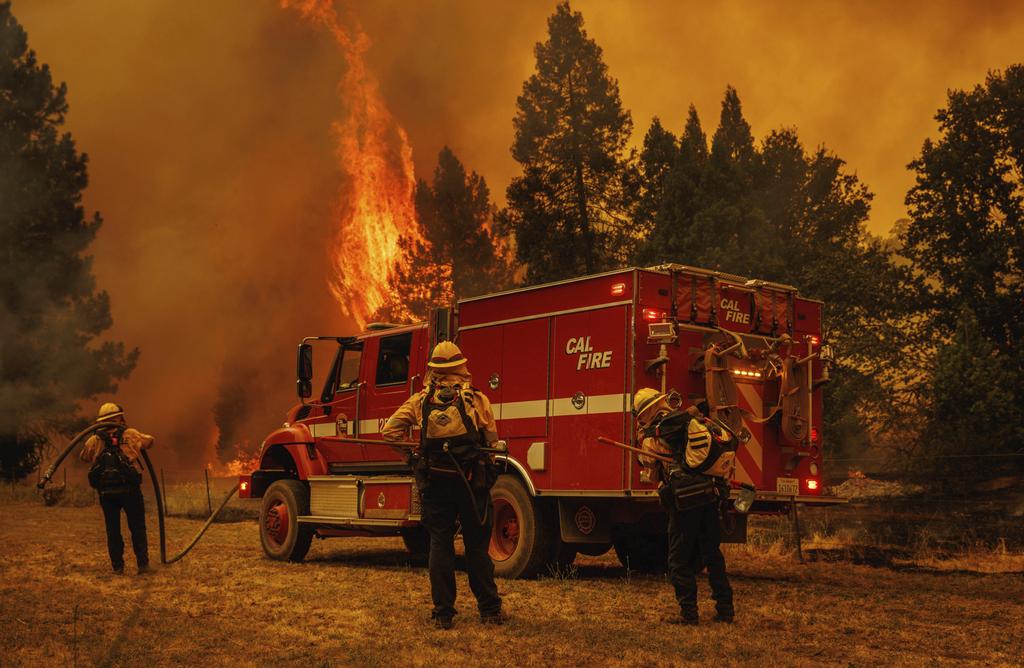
[38,421,238,565]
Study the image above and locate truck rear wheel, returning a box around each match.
[400,526,430,556]
[613,528,668,573]
[260,480,314,562]
[489,475,554,579]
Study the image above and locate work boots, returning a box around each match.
[663,610,699,625]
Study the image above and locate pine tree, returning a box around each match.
[636,105,708,264]
[503,1,635,283]
[635,117,677,242]
[686,87,771,272]
[0,2,137,479]
[374,148,511,322]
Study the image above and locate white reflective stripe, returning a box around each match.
[586,393,628,415]
[492,393,629,420]
[347,393,632,437]
[494,399,547,421]
[310,422,337,438]
[548,397,580,416]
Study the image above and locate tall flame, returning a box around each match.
[281,0,418,327]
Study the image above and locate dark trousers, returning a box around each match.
[420,476,502,619]
[99,485,149,570]
[667,501,733,619]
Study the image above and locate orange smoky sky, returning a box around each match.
[14,0,1024,469]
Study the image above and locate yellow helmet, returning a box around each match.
[96,402,124,422]
[633,388,667,423]
[427,341,468,369]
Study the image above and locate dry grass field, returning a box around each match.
[2,497,1023,667]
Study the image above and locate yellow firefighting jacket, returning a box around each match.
[381,372,498,447]
[80,428,154,473]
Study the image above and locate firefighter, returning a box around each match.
[634,388,735,625]
[79,403,154,575]
[381,341,504,630]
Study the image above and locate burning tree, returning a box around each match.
[0,2,137,479]
[375,147,514,323]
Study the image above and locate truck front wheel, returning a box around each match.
[260,480,314,562]
[489,475,554,579]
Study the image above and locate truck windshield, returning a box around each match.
[336,344,363,390]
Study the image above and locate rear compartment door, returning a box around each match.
[548,306,629,490]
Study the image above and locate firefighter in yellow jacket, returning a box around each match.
[635,388,735,624]
[79,403,154,575]
[382,341,504,630]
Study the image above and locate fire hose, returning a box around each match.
[38,420,238,565]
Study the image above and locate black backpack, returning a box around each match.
[87,430,142,493]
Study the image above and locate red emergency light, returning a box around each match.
[807,335,820,345]
[643,308,666,322]
[610,282,626,296]
[238,475,252,499]
[805,479,819,492]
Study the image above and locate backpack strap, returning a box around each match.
[454,390,482,445]
[419,384,433,449]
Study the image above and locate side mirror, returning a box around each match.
[297,344,313,399]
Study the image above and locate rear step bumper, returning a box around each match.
[297,515,421,527]
[746,491,848,505]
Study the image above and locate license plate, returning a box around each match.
[776,477,799,495]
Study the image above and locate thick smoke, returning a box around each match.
[15,0,1024,471]
[17,1,361,472]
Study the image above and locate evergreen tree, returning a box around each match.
[914,311,1023,492]
[902,65,1024,356]
[503,1,634,283]
[375,148,511,322]
[637,106,708,264]
[901,65,1024,486]
[691,86,773,271]
[635,117,677,241]
[0,2,137,479]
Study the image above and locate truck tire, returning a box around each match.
[489,475,554,579]
[260,479,314,562]
[400,526,430,556]
[613,529,668,573]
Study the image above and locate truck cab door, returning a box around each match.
[304,341,366,464]
[360,329,424,461]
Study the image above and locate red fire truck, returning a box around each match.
[239,264,840,577]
